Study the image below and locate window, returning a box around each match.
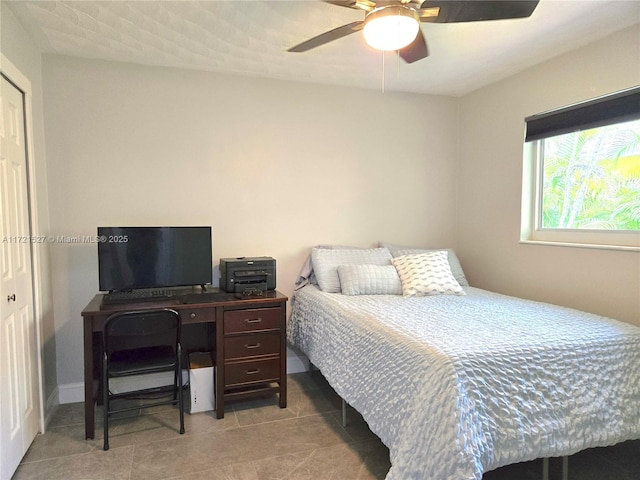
[521,87,640,250]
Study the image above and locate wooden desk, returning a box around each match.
[81,290,288,440]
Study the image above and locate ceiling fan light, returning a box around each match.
[363,6,420,51]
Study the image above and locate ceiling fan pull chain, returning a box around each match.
[381,50,385,94]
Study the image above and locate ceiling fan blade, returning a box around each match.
[288,21,364,52]
[323,0,376,11]
[399,29,429,63]
[420,1,539,23]
[418,7,441,21]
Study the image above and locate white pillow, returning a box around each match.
[337,264,402,296]
[311,247,393,293]
[379,241,469,286]
[391,251,466,297]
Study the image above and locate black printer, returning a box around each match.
[219,257,276,295]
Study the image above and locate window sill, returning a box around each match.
[519,239,640,252]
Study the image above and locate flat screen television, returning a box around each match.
[97,226,212,292]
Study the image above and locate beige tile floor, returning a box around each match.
[13,372,639,480]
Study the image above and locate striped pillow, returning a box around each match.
[391,251,465,297]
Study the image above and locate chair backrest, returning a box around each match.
[103,308,181,357]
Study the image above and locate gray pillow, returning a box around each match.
[311,247,393,293]
[295,244,365,289]
[337,264,402,296]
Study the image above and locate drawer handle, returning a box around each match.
[189,312,196,319]
[244,343,262,349]
[245,368,261,375]
[244,317,263,324]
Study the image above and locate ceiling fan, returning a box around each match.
[288,0,540,64]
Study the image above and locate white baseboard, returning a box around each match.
[43,386,60,429]
[108,371,185,395]
[58,382,84,404]
[287,348,310,374]
[57,372,188,405]
[58,351,310,404]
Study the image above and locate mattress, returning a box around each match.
[287,285,640,480]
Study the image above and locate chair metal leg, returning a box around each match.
[103,352,109,451]
[178,343,185,434]
[542,458,549,480]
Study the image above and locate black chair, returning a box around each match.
[102,308,185,450]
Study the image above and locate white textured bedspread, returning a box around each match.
[287,285,640,480]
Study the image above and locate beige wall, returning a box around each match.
[11,16,639,402]
[42,55,459,390]
[1,2,57,412]
[456,24,640,326]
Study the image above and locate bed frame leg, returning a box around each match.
[542,456,568,480]
[542,458,549,480]
[342,398,348,427]
[308,363,349,427]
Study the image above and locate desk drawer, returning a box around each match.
[224,332,280,360]
[224,308,281,334]
[225,358,280,387]
[181,307,216,324]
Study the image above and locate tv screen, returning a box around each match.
[97,226,212,292]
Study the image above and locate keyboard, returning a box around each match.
[102,289,179,305]
[180,291,236,304]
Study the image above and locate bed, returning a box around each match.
[286,245,640,480]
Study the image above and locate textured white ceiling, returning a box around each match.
[7,0,640,96]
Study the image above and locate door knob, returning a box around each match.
[7,294,16,302]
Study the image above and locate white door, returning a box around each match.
[0,75,39,480]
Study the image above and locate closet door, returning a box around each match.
[0,75,39,480]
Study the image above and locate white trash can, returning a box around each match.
[188,352,215,413]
